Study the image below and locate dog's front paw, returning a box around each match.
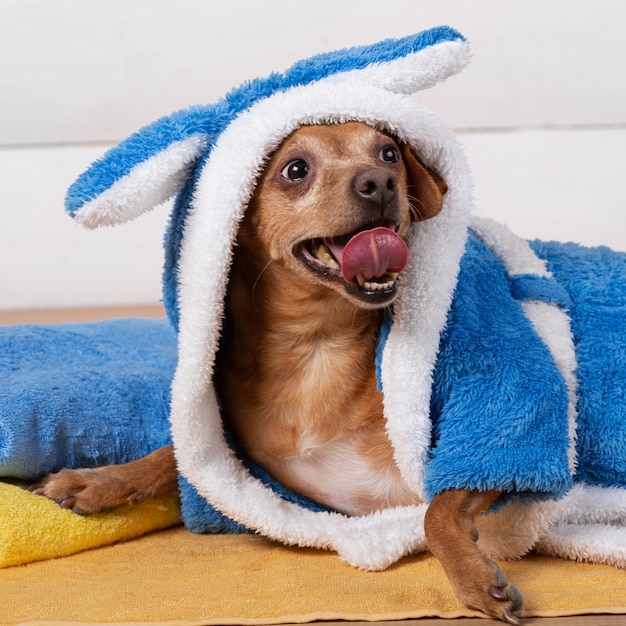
[455,559,523,625]
[29,467,146,515]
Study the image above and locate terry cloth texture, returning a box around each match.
[425,232,572,502]
[0,318,176,481]
[1,527,626,625]
[57,25,626,573]
[0,480,180,568]
[0,318,179,564]
[530,240,626,489]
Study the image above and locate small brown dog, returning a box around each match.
[32,122,521,624]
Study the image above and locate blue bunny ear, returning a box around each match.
[276,25,468,94]
[66,26,467,229]
[221,26,467,112]
[65,104,221,228]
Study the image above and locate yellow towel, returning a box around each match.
[0,480,181,568]
[1,526,626,625]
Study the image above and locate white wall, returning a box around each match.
[1,0,625,309]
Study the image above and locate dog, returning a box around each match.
[31,121,522,624]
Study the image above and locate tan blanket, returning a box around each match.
[2,524,625,625]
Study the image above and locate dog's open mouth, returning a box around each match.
[296,220,408,303]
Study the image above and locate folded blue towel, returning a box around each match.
[0,318,176,481]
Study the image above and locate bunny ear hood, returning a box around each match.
[66,27,626,571]
[65,26,467,229]
[63,27,474,568]
[156,32,478,567]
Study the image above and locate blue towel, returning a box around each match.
[0,318,176,481]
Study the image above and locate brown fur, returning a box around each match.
[31,445,177,514]
[31,122,521,623]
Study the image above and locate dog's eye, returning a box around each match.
[281,159,309,182]
[379,146,400,164]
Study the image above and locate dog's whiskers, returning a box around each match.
[349,306,360,331]
[252,259,274,299]
[408,194,428,222]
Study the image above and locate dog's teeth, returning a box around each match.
[356,273,366,287]
[388,272,398,281]
[314,243,340,269]
[362,278,396,292]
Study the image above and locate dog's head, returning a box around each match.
[240,121,447,308]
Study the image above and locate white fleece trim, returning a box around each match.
[330,40,470,95]
[553,483,626,525]
[521,301,579,473]
[537,523,626,568]
[380,132,472,495]
[169,76,473,569]
[470,216,550,277]
[74,135,209,229]
[536,484,626,568]
[470,217,579,473]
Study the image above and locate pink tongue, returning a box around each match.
[326,227,408,283]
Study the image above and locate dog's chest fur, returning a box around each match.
[215,265,420,516]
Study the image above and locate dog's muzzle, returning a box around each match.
[296,219,408,305]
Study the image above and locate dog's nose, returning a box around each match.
[352,169,398,211]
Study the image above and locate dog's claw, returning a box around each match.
[126,491,147,505]
[489,585,509,601]
[492,584,522,624]
[481,583,522,624]
[461,560,523,624]
[508,584,523,608]
[59,496,77,509]
[502,609,521,626]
